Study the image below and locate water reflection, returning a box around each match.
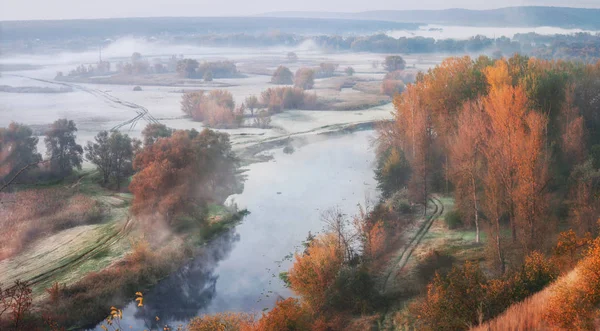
[94,130,377,330]
[111,227,240,329]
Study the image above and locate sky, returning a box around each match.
[1,0,599,20]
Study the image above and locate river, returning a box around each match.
[94,130,378,329]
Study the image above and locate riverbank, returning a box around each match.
[0,169,247,329]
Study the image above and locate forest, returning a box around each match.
[178,54,600,330]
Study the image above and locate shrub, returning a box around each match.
[283,145,295,154]
[410,261,487,331]
[197,61,237,78]
[384,70,416,83]
[546,237,600,329]
[255,298,310,331]
[253,110,271,128]
[260,87,317,113]
[188,313,255,331]
[271,66,293,85]
[345,67,355,76]
[294,67,315,90]
[318,62,339,78]
[203,71,213,81]
[444,210,463,229]
[287,52,298,62]
[415,250,455,285]
[381,79,405,97]
[181,90,240,127]
[132,85,142,91]
[326,266,380,313]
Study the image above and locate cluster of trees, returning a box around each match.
[408,251,558,330]
[259,87,317,113]
[176,59,238,79]
[379,55,600,273]
[180,90,244,128]
[62,53,181,78]
[1,119,85,186]
[182,32,600,62]
[129,127,239,222]
[316,62,339,78]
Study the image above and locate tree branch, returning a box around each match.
[0,159,51,194]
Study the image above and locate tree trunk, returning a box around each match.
[471,175,480,244]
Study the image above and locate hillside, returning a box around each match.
[262,6,600,29]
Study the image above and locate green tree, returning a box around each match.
[383,55,406,72]
[44,119,83,176]
[271,66,293,85]
[245,95,259,117]
[176,59,199,78]
[375,147,411,199]
[85,131,112,184]
[0,122,42,180]
[141,123,173,146]
[85,131,138,188]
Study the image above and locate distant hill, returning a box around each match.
[262,6,600,30]
[0,17,419,41]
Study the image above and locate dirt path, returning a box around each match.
[0,194,133,293]
[7,74,160,131]
[379,195,444,294]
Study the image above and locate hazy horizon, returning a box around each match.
[2,0,600,21]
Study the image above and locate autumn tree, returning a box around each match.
[188,313,255,331]
[0,122,42,181]
[411,261,487,330]
[381,79,405,97]
[129,129,238,221]
[294,68,315,90]
[513,111,550,252]
[287,233,344,313]
[318,62,338,78]
[0,281,32,330]
[568,160,600,235]
[181,90,240,127]
[449,101,486,243]
[271,66,293,85]
[254,298,310,331]
[44,119,83,176]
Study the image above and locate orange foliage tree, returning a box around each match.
[129,129,238,221]
[287,234,344,313]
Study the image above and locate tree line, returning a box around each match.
[378,55,600,272]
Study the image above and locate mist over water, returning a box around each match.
[387,24,600,40]
[91,130,379,330]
